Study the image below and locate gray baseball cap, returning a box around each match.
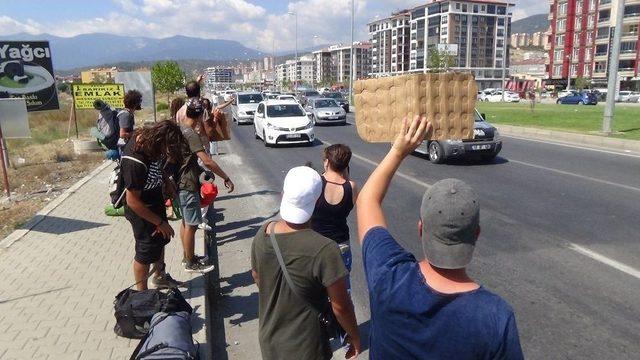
[420,179,480,269]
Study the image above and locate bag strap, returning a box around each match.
[121,155,148,170]
[267,222,304,299]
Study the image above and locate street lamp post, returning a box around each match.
[288,11,298,91]
[349,0,355,103]
[603,0,625,135]
[501,10,508,102]
[566,50,573,91]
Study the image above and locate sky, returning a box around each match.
[0,0,546,51]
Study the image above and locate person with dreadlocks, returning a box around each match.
[121,120,187,290]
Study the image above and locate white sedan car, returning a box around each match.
[254,100,315,147]
[484,91,520,102]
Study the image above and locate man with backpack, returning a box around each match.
[121,120,186,290]
[356,116,524,359]
[178,98,235,273]
[118,90,143,147]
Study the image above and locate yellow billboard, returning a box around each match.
[72,84,125,109]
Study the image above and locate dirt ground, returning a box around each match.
[0,140,104,240]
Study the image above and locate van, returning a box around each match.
[231,91,264,124]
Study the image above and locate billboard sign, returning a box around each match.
[72,83,125,109]
[0,41,59,112]
[0,98,30,139]
[114,71,155,110]
[437,43,459,56]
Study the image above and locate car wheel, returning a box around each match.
[556,99,561,104]
[263,131,270,147]
[254,125,260,139]
[428,141,445,164]
[578,101,584,105]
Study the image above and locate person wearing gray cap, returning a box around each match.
[356,116,523,359]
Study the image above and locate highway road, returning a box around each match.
[224,113,640,359]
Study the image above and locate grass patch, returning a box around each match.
[476,102,640,140]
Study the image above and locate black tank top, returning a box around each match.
[311,176,354,244]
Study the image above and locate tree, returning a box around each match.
[574,76,591,90]
[151,61,185,104]
[57,82,70,93]
[427,48,456,73]
[281,79,292,91]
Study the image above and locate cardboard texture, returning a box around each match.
[354,73,478,142]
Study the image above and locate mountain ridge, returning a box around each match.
[511,13,549,34]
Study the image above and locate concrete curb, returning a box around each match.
[496,124,640,154]
[0,160,113,250]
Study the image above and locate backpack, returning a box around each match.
[97,107,126,150]
[113,287,193,339]
[109,156,147,209]
[129,312,199,360]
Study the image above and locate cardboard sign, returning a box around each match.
[354,73,477,142]
[72,83,125,109]
[0,98,30,138]
[0,41,59,112]
[114,71,155,110]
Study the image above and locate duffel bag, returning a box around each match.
[130,311,198,360]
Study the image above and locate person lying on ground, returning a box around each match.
[122,120,185,291]
[356,115,524,359]
[252,166,361,360]
[178,98,234,273]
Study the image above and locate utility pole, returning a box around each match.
[349,0,355,103]
[501,9,509,102]
[566,49,574,91]
[288,11,298,91]
[603,0,625,135]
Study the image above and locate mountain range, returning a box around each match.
[0,33,267,70]
[511,14,549,35]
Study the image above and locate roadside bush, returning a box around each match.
[157,102,169,111]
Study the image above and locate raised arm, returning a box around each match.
[356,116,429,244]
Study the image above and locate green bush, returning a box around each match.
[156,102,169,111]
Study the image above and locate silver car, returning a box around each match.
[306,98,347,125]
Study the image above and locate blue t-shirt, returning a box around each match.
[363,227,524,360]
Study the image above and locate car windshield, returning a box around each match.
[304,91,320,97]
[238,94,263,104]
[315,99,338,108]
[267,104,305,118]
[474,111,484,122]
[324,92,344,99]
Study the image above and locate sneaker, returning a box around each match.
[151,272,185,289]
[181,254,208,266]
[198,223,213,231]
[184,258,216,274]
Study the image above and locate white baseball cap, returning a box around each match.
[280,166,322,224]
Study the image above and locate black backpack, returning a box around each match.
[97,107,125,150]
[109,156,147,209]
[114,287,193,339]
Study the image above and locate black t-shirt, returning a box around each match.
[121,139,164,206]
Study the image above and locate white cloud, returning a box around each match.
[0,16,42,35]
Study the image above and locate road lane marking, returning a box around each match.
[323,137,639,280]
[504,135,640,159]
[509,159,640,193]
[569,243,640,280]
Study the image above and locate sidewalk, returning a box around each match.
[0,161,207,359]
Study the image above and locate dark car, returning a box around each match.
[414,110,502,164]
[321,92,350,112]
[556,91,598,105]
[298,90,321,107]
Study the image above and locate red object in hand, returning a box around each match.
[200,183,218,207]
[165,199,172,207]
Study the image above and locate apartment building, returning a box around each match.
[368,10,412,77]
[80,67,119,83]
[510,33,531,48]
[312,49,334,84]
[275,55,316,87]
[204,67,234,90]
[311,42,373,85]
[546,0,640,88]
[368,1,515,89]
[531,31,549,47]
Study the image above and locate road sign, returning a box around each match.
[72,83,125,109]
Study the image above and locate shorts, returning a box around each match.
[125,204,169,265]
[179,190,202,226]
